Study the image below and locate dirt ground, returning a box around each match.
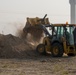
[0,55,76,75]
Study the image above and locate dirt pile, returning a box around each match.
[0,34,38,58]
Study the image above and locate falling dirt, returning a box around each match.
[23,25,44,42]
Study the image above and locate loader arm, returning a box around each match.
[40,24,52,37]
[37,14,47,23]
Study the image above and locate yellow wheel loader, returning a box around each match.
[23,14,76,57]
[36,23,76,57]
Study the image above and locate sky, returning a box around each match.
[0,0,70,35]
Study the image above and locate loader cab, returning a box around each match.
[53,25,74,45]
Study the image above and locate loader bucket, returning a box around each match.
[23,16,50,41]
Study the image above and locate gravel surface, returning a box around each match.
[0,56,76,75]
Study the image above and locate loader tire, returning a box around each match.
[51,43,63,57]
[36,44,46,55]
